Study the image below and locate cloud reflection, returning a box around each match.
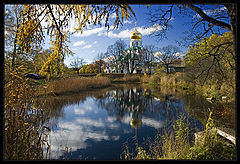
[49,110,121,159]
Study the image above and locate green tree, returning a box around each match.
[4,5,24,71]
[32,49,52,73]
[184,32,235,90]
[94,53,106,73]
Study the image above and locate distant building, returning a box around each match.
[163,59,185,73]
[104,23,153,74]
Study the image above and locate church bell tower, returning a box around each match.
[130,22,142,47]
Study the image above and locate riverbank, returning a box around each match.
[37,76,111,96]
[146,72,235,103]
[33,74,236,160]
[37,74,144,96]
[122,111,236,160]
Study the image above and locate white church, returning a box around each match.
[104,23,154,74]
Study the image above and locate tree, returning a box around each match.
[7,4,135,77]
[184,32,235,89]
[94,52,106,73]
[144,44,158,74]
[4,5,24,71]
[93,60,106,73]
[70,57,86,74]
[147,4,236,47]
[155,45,182,73]
[106,39,127,72]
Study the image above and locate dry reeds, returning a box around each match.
[112,74,141,83]
[4,65,50,160]
[122,75,141,83]
[44,76,111,95]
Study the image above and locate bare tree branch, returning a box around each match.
[184,4,232,31]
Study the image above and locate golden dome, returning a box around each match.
[130,118,142,129]
[130,31,142,40]
[130,22,142,40]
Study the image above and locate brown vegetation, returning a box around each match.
[42,76,111,96]
[4,66,50,160]
[112,74,141,83]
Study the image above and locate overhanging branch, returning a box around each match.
[184,4,232,31]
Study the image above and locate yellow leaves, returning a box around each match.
[22,5,30,15]
[185,32,235,71]
[14,4,136,77]
[40,29,70,76]
[9,72,22,80]
[16,5,44,53]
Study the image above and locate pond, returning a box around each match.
[37,84,228,160]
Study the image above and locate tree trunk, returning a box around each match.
[224,4,236,51]
[166,64,169,73]
[12,15,19,71]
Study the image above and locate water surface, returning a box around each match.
[39,84,214,160]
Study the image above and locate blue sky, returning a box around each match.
[42,4,195,67]
[6,4,226,67]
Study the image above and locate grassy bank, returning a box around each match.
[122,111,236,160]
[147,72,235,102]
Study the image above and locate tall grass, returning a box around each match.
[122,111,236,160]
[43,76,111,95]
[112,74,141,83]
[4,65,50,160]
[148,71,235,101]
[121,74,141,83]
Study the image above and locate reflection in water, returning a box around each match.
[39,85,206,160]
[99,87,183,129]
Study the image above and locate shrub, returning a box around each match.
[4,65,49,160]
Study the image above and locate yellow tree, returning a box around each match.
[14,4,135,77]
[184,32,235,90]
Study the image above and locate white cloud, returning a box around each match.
[105,24,163,39]
[73,22,163,39]
[73,40,86,46]
[174,52,185,57]
[123,20,133,24]
[138,24,163,35]
[110,13,132,24]
[142,117,163,129]
[110,13,117,19]
[107,29,132,38]
[85,59,94,64]
[83,44,92,49]
[76,118,105,128]
[74,108,85,115]
[93,41,98,44]
[73,27,106,37]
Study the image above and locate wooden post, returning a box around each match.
[194,128,235,145]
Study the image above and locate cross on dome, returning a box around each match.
[130,22,142,40]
